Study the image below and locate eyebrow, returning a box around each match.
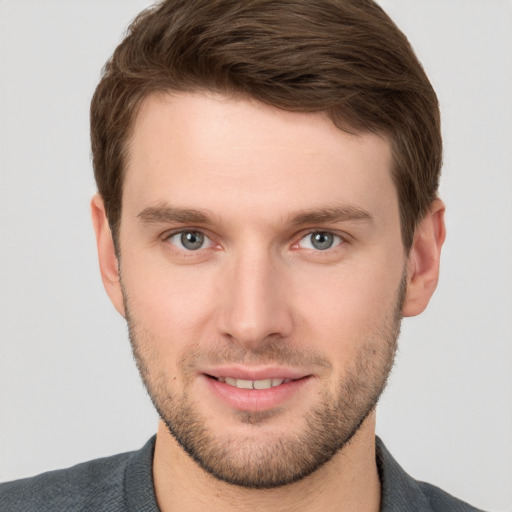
[288,205,373,226]
[137,205,212,224]
[137,203,373,226]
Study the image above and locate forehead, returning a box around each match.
[123,92,396,224]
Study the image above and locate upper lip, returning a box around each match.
[201,366,310,381]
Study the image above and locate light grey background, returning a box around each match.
[0,1,510,510]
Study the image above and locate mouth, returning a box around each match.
[202,371,312,412]
[208,376,293,390]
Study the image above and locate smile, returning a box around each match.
[204,373,311,411]
[215,377,292,390]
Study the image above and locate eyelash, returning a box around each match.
[296,231,344,251]
[165,230,214,251]
[164,229,346,253]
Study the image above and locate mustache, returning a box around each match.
[180,339,333,371]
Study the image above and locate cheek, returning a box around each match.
[120,255,220,351]
[293,260,403,354]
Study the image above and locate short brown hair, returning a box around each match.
[91,0,441,250]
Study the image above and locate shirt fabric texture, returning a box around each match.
[0,436,484,511]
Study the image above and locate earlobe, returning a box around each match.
[90,194,126,317]
[402,199,446,317]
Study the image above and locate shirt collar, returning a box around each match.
[376,436,433,511]
[124,435,436,511]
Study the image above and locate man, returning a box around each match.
[0,1,487,510]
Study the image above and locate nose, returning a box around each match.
[217,247,293,350]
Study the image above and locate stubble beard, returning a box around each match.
[123,277,404,489]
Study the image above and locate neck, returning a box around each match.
[153,413,381,512]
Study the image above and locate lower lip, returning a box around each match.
[203,375,311,412]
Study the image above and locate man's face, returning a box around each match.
[116,92,407,488]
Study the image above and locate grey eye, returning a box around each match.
[298,232,341,251]
[311,232,334,250]
[169,231,209,251]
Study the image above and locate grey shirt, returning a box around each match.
[0,437,484,511]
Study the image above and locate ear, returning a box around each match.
[90,194,125,317]
[402,198,446,317]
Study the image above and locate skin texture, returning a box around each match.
[91,92,445,512]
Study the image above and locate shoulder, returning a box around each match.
[376,437,486,512]
[416,480,485,512]
[0,450,134,512]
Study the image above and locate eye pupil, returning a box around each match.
[181,231,204,250]
[311,232,334,250]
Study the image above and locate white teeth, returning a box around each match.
[253,379,272,390]
[218,377,291,390]
[235,379,253,389]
